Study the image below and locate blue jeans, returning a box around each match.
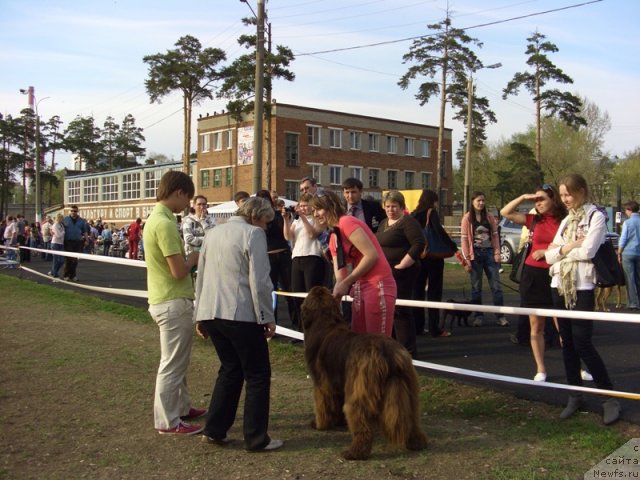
[621,255,640,308]
[51,243,65,277]
[470,247,504,319]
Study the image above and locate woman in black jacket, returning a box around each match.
[411,189,457,337]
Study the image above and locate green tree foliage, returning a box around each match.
[41,115,64,173]
[218,17,296,120]
[62,115,102,171]
[115,114,146,169]
[143,35,226,173]
[611,149,640,201]
[502,31,586,165]
[399,13,484,195]
[0,114,26,215]
[101,116,120,170]
[470,141,542,209]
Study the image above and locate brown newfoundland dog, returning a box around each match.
[301,286,427,460]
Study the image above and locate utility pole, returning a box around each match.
[463,77,473,214]
[265,20,272,191]
[252,0,265,193]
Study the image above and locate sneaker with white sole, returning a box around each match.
[157,421,203,435]
[581,370,593,381]
[533,372,547,382]
[250,439,284,452]
[497,317,510,327]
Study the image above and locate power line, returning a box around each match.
[294,0,604,56]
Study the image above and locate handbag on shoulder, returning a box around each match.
[509,217,538,284]
[586,210,626,288]
[420,209,456,259]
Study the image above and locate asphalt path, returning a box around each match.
[3,253,639,425]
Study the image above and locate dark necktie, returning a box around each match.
[349,206,357,217]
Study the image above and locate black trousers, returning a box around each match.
[392,262,420,358]
[291,255,325,330]
[412,257,445,336]
[200,319,272,451]
[268,249,295,324]
[552,289,613,390]
[63,239,84,278]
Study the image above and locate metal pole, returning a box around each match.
[252,0,265,193]
[463,76,473,214]
[35,113,41,222]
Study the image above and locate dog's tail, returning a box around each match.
[380,350,427,450]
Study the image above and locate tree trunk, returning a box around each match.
[436,41,449,214]
[182,95,191,174]
[535,65,541,165]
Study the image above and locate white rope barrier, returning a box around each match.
[13,245,147,267]
[277,291,639,324]
[18,264,149,298]
[3,244,639,401]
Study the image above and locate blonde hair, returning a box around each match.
[382,190,405,209]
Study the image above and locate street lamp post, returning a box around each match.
[463,62,501,213]
[240,0,266,193]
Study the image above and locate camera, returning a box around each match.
[283,205,298,219]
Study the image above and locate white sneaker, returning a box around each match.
[533,372,547,382]
[581,370,593,381]
[497,317,510,327]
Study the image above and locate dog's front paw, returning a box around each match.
[342,447,369,461]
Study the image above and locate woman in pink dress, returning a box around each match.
[311,191,396,336]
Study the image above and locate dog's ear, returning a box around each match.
[302,286,344,329]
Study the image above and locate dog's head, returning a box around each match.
[301,286,344,331]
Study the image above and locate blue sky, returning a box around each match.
[1,0,638,170]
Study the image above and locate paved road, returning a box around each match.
[3,254,639,425]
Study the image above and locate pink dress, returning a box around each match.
[329,215,397,336]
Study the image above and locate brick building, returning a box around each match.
[197,103,453,202]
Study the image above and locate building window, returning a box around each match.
[83,178,99,203]
[387,170,397,189]
[201,170,210,188]
[145,170,161,198]
[368,133,379,152]
[421,139,431,158]
[405,171,415,189]
[329,128,342,149]
[212,131,222,151]
[307,125,321,146]
[351,167,362,181]
[122,173,141,200]
[225,129,233,150]
[285,133,299,167]
[122,173,140,200]
[102,175,118,201]
[421,172,432,189]
[201,133,211,152]
[311,164,322,184]
[213,168,222,187]
[387,136,398,154]
[369,169,379,188]
[285,181,299,201]
[404,138,415,156]
[225,167,233,186]
[68,180,81,204]
[329,165,342,185]
[350,131,361,150]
